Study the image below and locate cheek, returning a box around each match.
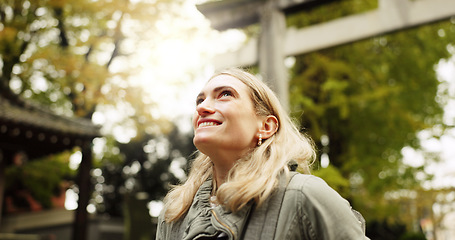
[192,112,198,128]
[233,112,259,133]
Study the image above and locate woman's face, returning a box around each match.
[193,74,262,158]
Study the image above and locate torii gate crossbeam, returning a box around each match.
[212,0,455,69]
[198,0,455,110]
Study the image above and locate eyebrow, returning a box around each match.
[196,86,238,99]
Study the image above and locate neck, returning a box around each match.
[204,147,253,188]
[212,160,232,189]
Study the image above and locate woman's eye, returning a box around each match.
[196,98,204,105]
[220,91,232,98]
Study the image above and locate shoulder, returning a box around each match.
[287,173,329,187]
[287,173,322,187]
[285,173,352,211]
[286,173,341,198]
[283,173,354,223]
[279,173,368,239]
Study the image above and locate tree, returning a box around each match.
[91,125,195,239]
[1,0,188,118]
[4,152,74,211]
[1,0,193,238]
[286,0,455,236]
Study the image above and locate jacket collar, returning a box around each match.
[182,178,253,240]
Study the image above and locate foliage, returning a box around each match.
[123,194,156,240]
[1,0,187,227]
[4,151,75,209]
[244,0,377,39]
[88,125,195,239]
[94,125,196,217]
[286,0,377,27]
[0,0,184,120]
[287,0,455,230]
[312,165,350,195]
[366,220,426,240]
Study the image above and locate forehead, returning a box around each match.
[201,74,250,94]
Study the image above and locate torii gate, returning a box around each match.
[197,0,455,110]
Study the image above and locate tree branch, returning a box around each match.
[54,7,69,48]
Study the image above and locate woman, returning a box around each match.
[156,68,368,240]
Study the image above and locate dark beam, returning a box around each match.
[281,0,338,15]
[0,120,93,160]
[197,0,264,31]
[71,141,93,240]
[0,150,5,227]
[196,0,323,31]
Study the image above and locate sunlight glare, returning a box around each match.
[320,153,330,168]
[65,189,78,210]
[148,200,163,218]
[87,204,96,214]
[69,151,82,170]
[403,56,455,189]
[92,111,106,125]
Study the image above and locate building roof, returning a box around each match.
[0,92,101,160]
[0,95,99,137]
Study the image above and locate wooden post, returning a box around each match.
[71,141,93,240]
[0,150,5,227]
[259,0,289,111]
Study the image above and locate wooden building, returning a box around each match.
[0,87,100,240]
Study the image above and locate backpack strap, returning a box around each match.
[242,172,298,240]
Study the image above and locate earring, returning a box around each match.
[258,134,262,146]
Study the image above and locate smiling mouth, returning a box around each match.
[198,122,220,128]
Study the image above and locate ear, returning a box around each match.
[257,115,278,140]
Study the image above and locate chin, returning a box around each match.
[193,138,214,153]
[193,136,210,147]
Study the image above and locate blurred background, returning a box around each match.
[0,0,454,239]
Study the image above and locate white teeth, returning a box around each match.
[199,122,218,127]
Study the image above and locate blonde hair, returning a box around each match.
[163,68,315,222]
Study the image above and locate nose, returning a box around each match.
[196,98,215,116]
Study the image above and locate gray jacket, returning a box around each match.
[156,173,369,240]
